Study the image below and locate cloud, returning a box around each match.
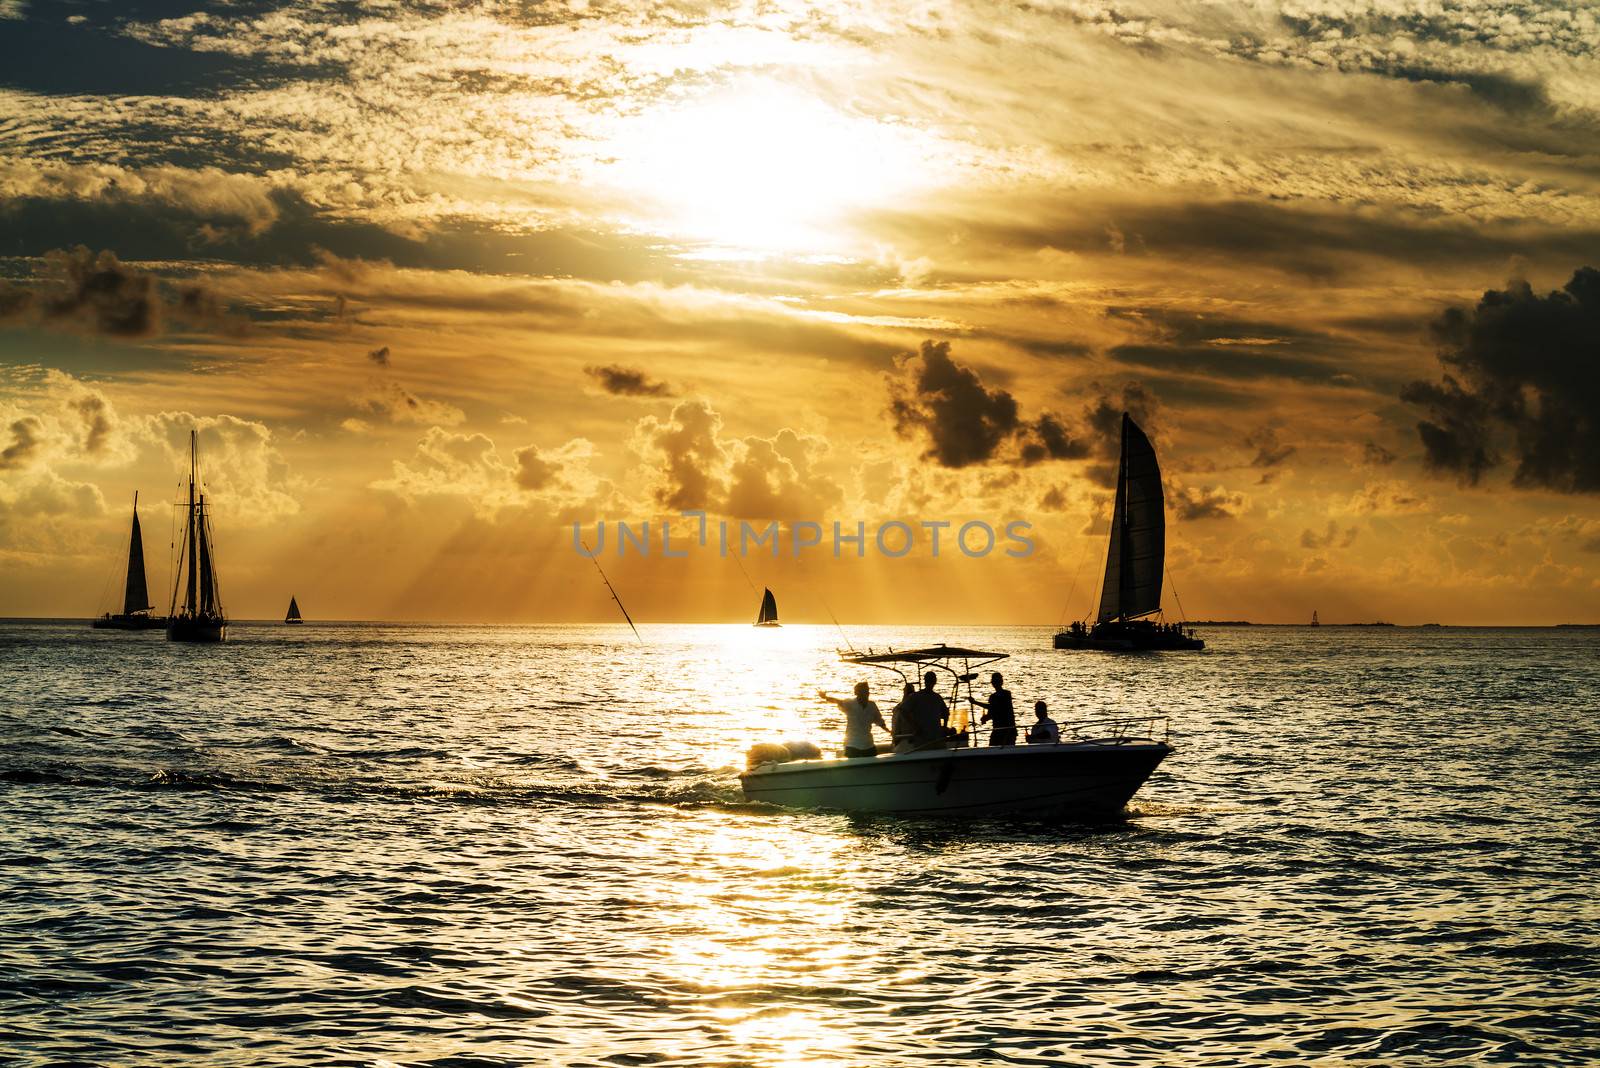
[144,412,302,524]
[1300,520,1358,550]
[355,380,465,427]
[0,417,42,471]
[888,340,1084,468]
[1363,441,1396,466]
[1171,484,1242,520]
[1244,425,1296,469]
[724,428,842,520]
[585,364,673,397]
[367,345,391,366]
[0,247,236,338]
[634,399,728,511]
[1402,267,1600,493]
[513,439,595,496]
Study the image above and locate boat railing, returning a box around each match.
[1059,714,1170,745]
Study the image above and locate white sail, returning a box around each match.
[1096,413,1165,622]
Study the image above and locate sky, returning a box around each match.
[0,0,1597,625]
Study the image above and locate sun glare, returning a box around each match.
[602,86,928,255]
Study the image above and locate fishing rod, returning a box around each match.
[815,586,856,653]
[730,549,759,594]
[582,539,642,644]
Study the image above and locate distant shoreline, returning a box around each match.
[3,618,1597,629]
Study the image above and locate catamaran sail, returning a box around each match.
[755,587,779,627]
[167,430,227,643]
[1096,413,1164,623]
[1054,412,1202,651]
[285,596,303,624]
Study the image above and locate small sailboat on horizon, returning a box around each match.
[91,492,164,631]
[167,430,227,644]
[285,596,304,625]
[754,587,780,628]
[1054,412,1203,652]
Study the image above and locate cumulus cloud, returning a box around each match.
[632,399,841,518]
[586,364,672,397]
[145,412,303,524]
[367,346,391,366]
[1171,484,1242,520]
[376,428,596,515]
[513,438,596,495]
[1402,267,1600,493]
[888,340,1086,468]
[634,399,728,510]
[0,417,43,471]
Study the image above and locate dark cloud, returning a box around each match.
[1401,267,1600,493]
[367,345,391,366]
[1244,425,1295,468]
[1363,441,1396,466]
[1079,381,1160,486]
[0,246,236,338]
[0,418,42,471]
[73,394,112,454]
[585,364,672,398]
[1171,484,1242,520]
[512,445,558,491]
[888,340,1085,468]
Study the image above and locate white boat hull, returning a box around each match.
[740,742,1170,818]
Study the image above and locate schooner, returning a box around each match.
[167,430,227,643]
[1054,412,1203,652]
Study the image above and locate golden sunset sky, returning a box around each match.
[1,0,1597,624]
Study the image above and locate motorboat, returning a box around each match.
[740,644,1172,818]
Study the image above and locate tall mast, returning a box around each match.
[1117,416,1130,622]
[184,430,198,615]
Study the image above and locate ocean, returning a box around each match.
[2,622,1597,1066]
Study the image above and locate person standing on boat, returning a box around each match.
[890,683,917,753]
[818,682,887,759]
[1027,701,1060,745]
[908,671,950,750]
[971,672,1017,747]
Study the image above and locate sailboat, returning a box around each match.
[1053,413,1204,652]
[285,596,304,625]
[166,430,227,643]
[91,492,164,630]
[1311,610,1320,627]
[753,587,780,628]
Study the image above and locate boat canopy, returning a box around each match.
[842,645,1008,667]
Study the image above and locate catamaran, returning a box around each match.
[285,596,304,625]
[167,430,227,643]
[1054,413,1204,652]
[753,587,780,627]
[740,644,1172,817]
[91,492,163,630]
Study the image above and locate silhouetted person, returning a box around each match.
[972,671,1017,746]
[819,681,886,759]
[908,670,949,750]
[1027,701,1060,745]
[890,682,917,754]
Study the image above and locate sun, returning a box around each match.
[600,84,929,255]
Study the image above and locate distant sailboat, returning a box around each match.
[91,492,164,630]
[1054,413,1203,652]
[285,596,304,625]
[167,430,227,643]
[1311,610,1320,627]
[754,587,780,628]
